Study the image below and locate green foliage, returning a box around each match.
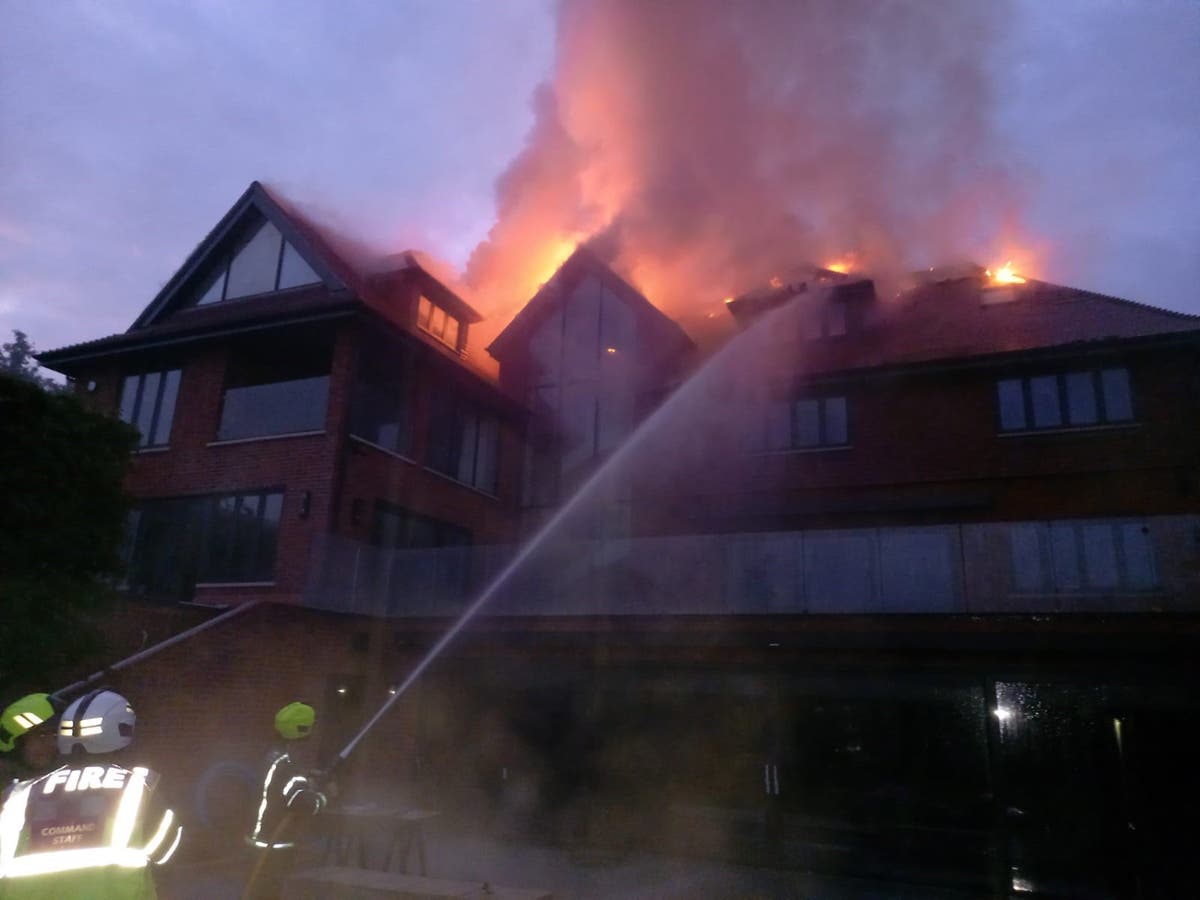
[0,373,138,691]
[0,330,61,392]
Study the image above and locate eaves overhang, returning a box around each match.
[785,325,1200,389]
[37,300,358,373]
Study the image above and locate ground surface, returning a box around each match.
[157,816,979,899]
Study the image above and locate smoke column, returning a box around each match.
[465,0,1022,344]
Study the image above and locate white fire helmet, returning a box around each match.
[58,689,135,756]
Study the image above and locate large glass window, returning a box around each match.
[349,342,416,456]
[125,489,284,597]
[194,218,320,306]
[199,491,283,583]
[426,384,501,494]
[1009,519,1158,593]
[225,222,283,299]
[217,338,331,441]
[518,275,640,505]
[278,241,320,290]
[118,369,181,448]
[997,367,1135,433]
[760,394,850,451]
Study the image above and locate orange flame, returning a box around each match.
[533,237,581,288]
[768,276,783,289]
[823,254,857,275]
[986,261,1026,285]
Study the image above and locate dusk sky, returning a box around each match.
[2,0,1196,361]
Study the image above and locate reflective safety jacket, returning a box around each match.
[0,763,181,900]
[246,750,326,850]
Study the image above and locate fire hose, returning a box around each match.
[240,812,294,900]
[49,600,262,704]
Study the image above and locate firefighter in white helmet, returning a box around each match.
[0,689,182,899]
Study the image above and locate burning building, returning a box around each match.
[37,180,1200,897]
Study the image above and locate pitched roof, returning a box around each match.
[785,275,1200,376]
[38,287,357,367]
[486,245,695,361]
[40,181,482,369]
[130,181,351,330]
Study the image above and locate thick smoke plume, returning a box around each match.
[466,0,1022,345]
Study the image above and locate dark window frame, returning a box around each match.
[125,487,285,598]
[215,339,333,442]
[820,302,849,339]
[1008,518,1159,595]
[118,369,182,448]
[995,366,1136,434]
[371,500,473,549]
[197,489,284,584]
[348,345,418,458]
[416,294,463,352]
[194,219,320,307]
[759,391,851,452]
[425,383,501,495]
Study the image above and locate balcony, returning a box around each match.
[302,516,1195,619]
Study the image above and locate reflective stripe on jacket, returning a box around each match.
[246,751,326,850]
[0,763,181,899]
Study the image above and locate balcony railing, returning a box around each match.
[302,516,1195,619]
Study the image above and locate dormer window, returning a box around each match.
[822,302,847,337]
[806,301,848,340]
[194,220,320,306]
[417,295,461,351]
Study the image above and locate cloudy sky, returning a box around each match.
[1,0,1196,360]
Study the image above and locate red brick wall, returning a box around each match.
[333,322,522,546]
[639,344,1200,533]
[101,603,427,814]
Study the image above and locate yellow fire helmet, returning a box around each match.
[0,693,56,752]
[275,702,316,740]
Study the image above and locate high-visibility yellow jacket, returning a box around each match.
[0,763,181,900]
[245,750,326,851]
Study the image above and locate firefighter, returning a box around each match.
[0,695,59,793]
[0,689,181,899]
[244,702,326,899]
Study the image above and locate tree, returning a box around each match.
[1,329,61,392]
[0,373,138,691]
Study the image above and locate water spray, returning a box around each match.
[328,285,817,769]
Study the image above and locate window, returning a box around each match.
[371,503,473,606]
[417,295,462,351]
[822,302,848,338]
[804,302,849,340]
[199,491,284,583]
[125,490,284,597]
[349,344,416,456]
[373,504,472,549]
[759,394,849,451]
[118,369,181,447]
[194,219,319,306]
[217,338,331,441]
[996,368,1135,432]
[426,385,500,494]
[1008,519,1158,593]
